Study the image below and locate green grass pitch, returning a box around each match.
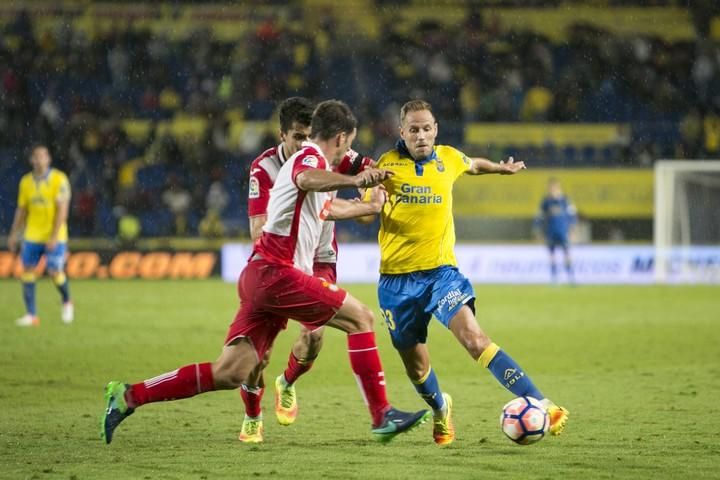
[1,279,719,479]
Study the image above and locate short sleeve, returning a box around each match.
[248,167,274,217]
[336,149,374,175]
[17,177,28,208]
[56,173,71,202]
[454,148,472,179]
[291,151,328,185]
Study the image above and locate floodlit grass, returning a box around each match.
[1,279,719,479]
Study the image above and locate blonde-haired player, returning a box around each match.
[8,144,74,326]
[373,100,568,445]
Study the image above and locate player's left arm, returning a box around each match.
[466,156,526,175]
[326,186,387,221]
[567,201,579,241]
[48,176,71,251]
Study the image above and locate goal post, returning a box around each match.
[654,160,720,283]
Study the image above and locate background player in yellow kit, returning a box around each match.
[8,144,74,326]
[374,100,569,445]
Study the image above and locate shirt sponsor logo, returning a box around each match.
[302,155,319,168]
[396,183,442,205]
[249,177,260,198]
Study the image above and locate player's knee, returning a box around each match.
[224,370,247,388]
[215,362,251,388]
[463,332,491,359]
[406,365,427,382]
[354,304,375,331]
[51,272,66,285]
[213,353,256,388]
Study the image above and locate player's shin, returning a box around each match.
[21,272,37,315]
[283,352,315,385]
[412,367,445,413]
[128,363,215,407]
[565,259,575,282]
[52,272,71,303]
[479,343,544,400]
[240,384,264,418]
[347,332,390,426]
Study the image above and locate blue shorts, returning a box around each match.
[546,232,569,252]
[21,241,67,272]
[378,266,475,350]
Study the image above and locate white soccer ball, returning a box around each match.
[500,396,549,445]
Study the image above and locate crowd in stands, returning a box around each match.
[1,4,719,238]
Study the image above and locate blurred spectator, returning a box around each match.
[162,175,192,235]
[520,84,554,122]
[74,186,97,236]
[0,5,718,239]
[116,207,141,247]
[205,179,229,215]
[679,108,703,158]
[199,209,225,238]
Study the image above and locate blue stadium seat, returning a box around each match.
[136,165,168,190]
[97,203,118,237]
[140,209,173,237]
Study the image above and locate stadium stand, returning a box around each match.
[0,1,718,238]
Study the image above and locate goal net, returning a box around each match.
[654,160,720,283]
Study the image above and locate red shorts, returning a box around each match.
[313,262,337,283]
[225,259,346,359]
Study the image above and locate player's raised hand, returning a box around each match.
[499,156,526,175]
[354,168,394,188]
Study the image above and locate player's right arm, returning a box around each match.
[247,163,274,241]
[7,207,27,253]
[8,177,29,253]
[295,167,393,192]
[249,215,267,242]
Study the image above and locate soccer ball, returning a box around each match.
[500,396,549,445]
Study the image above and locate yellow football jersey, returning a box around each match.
[376,144,471,274]
[17,168,71,243]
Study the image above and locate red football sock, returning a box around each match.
[283,352,315,385]
[128,363,215,407]
[347,332,390,426]
[240,385,264,418]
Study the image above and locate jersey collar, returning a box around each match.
[396,139,437,176]
[277,143,289,164]
[32,167,52,183]
[301,140,323,156]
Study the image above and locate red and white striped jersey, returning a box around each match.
[253,141,335,274]
[248,146,372,265]
[248,144,288,218]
